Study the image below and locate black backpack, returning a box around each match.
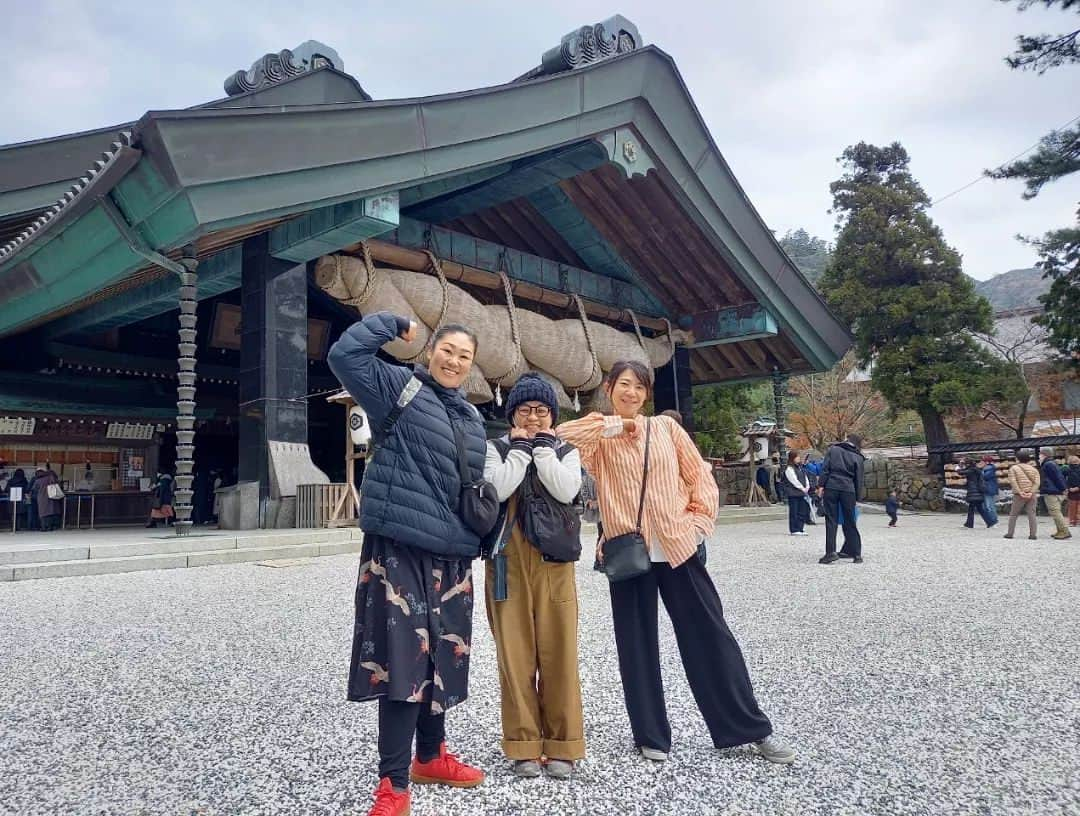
[492,438,583,563]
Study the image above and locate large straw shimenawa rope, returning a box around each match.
[316,248,687,404]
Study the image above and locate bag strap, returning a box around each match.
[373,375,423,446]
[450,420,473,486]
[634,418,651,535]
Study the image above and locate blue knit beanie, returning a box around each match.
[505,373,559,424]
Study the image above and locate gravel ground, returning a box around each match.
[1,512,1078,816]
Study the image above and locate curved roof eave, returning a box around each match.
[0,45,850,369]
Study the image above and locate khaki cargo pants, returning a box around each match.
[485,524,585,761]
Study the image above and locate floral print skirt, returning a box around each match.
[346,533,474,713]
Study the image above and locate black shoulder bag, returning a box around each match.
[517,446,583,563]
[450,421,500,537]
[601,418,652,583]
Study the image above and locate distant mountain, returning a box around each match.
[974,267,1049,312]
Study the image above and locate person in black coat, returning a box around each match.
[958,458,995,529]
[327,313,489,816]
[4,468,28,530]
[817,434,866,563]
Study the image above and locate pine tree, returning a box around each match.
[819,142,1023,467]
[989,1,1080,368]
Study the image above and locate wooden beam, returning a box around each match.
[362,239,672,331]
[591,167,733,308]
[505,198,585,267]
[394,219,663,317]
[635,174,751,305]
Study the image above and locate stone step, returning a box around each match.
[0,528,364,566]
[715,508,787,525]
[3,538,365,582]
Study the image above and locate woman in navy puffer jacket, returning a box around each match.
[328,311,488,816]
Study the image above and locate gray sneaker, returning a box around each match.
[753,735,795,765]
[545,759,574,779]
[639,746,668,762]
[513,759,542,778]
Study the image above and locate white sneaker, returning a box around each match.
[639,747,668,762]
[753,735,796,764]
[791,531,808,536]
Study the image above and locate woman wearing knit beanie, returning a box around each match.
[483,373,585,779]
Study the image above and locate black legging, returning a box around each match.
[378,698,445,790]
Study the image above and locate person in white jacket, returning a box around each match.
[483,374,584,780]
[784,450,810,536]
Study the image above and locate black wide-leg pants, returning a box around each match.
[608,556,773,753]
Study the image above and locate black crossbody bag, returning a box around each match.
[602,418,652,583]
[450,421,500,537]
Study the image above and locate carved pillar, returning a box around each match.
[772,368,789,465]
[173,246,198,535]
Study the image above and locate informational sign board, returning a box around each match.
[8,486,22,502]
[0,417,36,435]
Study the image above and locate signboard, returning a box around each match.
[0,417,36,436]
[8,486,22,502]
[106,423,155,440]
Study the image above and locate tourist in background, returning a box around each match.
[1066,455,1080,527]
[980,455,1000,527]
[784,450,809,536]
[800,453,818,524]
[885,491,899,527]
[5,468,28,530]
[35,467,63,532]
[328,313,488,816]
[1004,451,1040,540]
[768,455,781,503]
[146,471,175,528]
[958,458,995,529]
[755,460,772,503]
[557,360,795,767]
[483,374,584,780]
[817,434,865,564]
[1039,448,1071,540]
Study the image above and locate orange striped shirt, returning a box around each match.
[556,413,718,567]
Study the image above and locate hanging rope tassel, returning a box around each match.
[495,383,503,407]
[573,390,581,412]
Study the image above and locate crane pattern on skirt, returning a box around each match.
[347,537,474,711]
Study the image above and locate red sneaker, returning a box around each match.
[409,742,485,788]
[366,777,410,816]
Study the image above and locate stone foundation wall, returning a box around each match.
[864,457,944,511]
[712,456,945,511]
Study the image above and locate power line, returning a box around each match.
[931,112,1080,206]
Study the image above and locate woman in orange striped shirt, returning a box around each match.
[556,360,794,765]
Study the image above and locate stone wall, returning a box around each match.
[713,456,946,511]
[863,457,945,512]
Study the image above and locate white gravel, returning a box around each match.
[1,513,1078,816]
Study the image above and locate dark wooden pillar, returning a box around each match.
[238,233,308,506]
[654,347,693,431]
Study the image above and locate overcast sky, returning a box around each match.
[4,0,1077,280]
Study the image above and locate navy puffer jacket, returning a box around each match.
[327,312,487,558]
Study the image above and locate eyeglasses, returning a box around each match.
[515,405,551,418]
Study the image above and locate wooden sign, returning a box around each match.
[0,417,36,436]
